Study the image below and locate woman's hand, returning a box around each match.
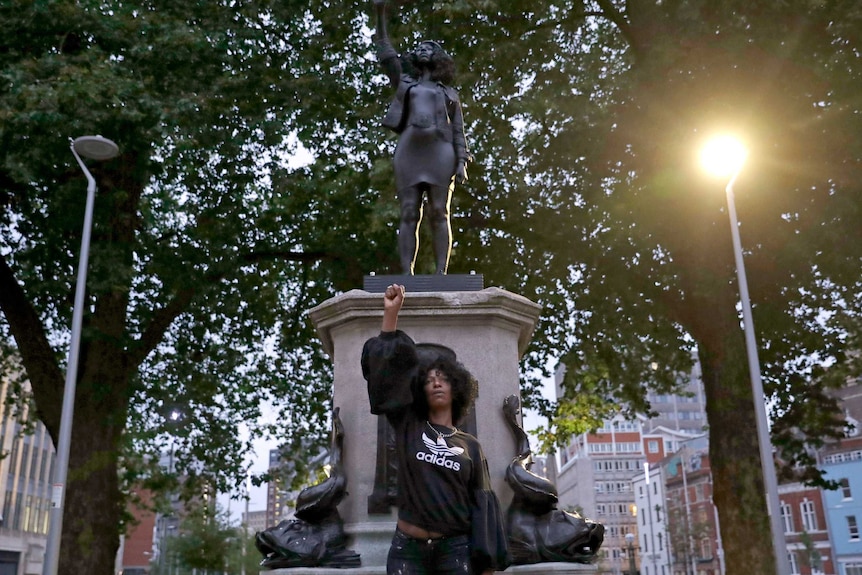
[384,283,405,310]
[381,284,405,332]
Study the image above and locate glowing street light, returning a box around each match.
[700,135,748,179]
[700,134,790,575]
[43,136,120,575]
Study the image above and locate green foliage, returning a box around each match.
[151,504,258,575]
[798,530,822,571]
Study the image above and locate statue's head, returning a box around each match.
[406,40,455,85]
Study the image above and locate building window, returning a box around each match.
[781,502,794,534]
[699,538,712,560]
[849,515,860,540]
[788,551,799,575]
[823,449,862,464]
[800,499,817,532]
[845,562,862,575]
[840,477,852,499]
[648,440,659,453]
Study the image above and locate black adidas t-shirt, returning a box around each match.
[361,330,511,572]
[391,413,482,535]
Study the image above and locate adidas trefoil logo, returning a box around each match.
[416,432,463,471]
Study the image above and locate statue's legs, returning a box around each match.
[398,185,424,275]
[428,183,453,274]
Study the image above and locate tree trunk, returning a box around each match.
[54,328,131,575]
[60,409,124,575]
[693,305,776,575]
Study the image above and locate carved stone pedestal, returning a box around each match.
[298,287,541,569]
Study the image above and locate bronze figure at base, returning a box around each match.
[502,395,606,565]
[255,408,361,569]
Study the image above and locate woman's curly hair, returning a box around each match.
[413,356,478,425]
[405,41,455,85]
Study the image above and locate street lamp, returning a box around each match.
[43,136,120,575]
[700,134,791,575]
[625,532,637,575]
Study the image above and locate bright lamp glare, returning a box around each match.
[701,135,747,177]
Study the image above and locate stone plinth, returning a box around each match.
[303,287,541,568]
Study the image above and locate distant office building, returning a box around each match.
[641,358,707,437]
[554,358,707,575]
[243,509,268,535]
[266,448,294,528]
[0,367,54,575]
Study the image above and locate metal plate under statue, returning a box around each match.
[373,0,471,275]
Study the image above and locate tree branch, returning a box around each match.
[0,253,65,433]
[593,0,637,51]
[129,247,340,366]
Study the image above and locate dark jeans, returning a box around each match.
[387,528,472,575]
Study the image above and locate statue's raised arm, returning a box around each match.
[373,0,402,89]
[370,0,471,275]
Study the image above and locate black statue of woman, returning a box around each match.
[373,0,471,275]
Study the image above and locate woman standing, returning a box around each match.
[373,0,471,275]
[361,285,509,574]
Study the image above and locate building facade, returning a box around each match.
[0,370,54,575]
[633,463,672,575]
[555,359,708,575]
[266,448,293,528]
[820,377,862,575]
[243,509,268,535]
[780,480,833,575]
[662,436,723,575]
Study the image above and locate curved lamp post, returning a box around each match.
[43,136,120,575]
[700,135,790,575]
